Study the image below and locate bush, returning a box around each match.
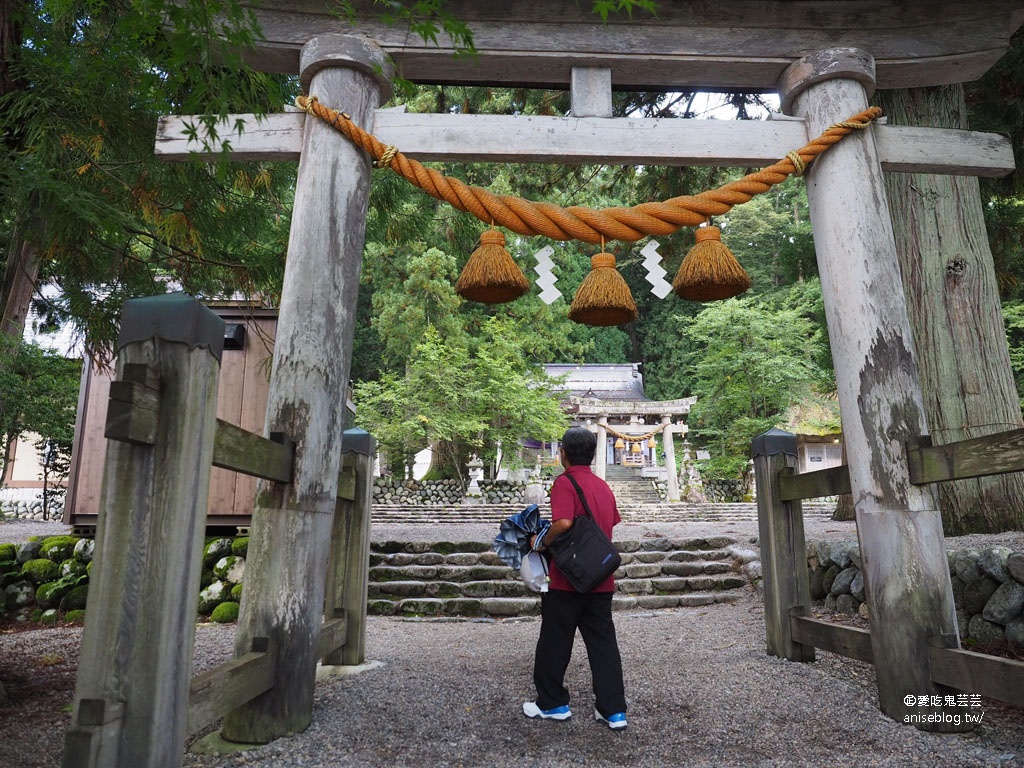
[210,601,240,623]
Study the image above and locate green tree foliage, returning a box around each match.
[678,297,824,479]
[354,324,567,480]
[966,26,1024,299]
[1002,300,1024,409]
[0,338,80,489]
[1,1,294,358]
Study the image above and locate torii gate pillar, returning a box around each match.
[779,49,965,730]
[221,35,392,744]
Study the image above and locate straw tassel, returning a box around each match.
[454,229,530,304]
[568,251,638,326]
[672,226,750,301]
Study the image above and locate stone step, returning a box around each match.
[368,500,838,525]
[368,566,743,597]
[368,590,746,618]
[365,536,753,618]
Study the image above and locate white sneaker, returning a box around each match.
[523,701,572,720]
[595,709,627,730]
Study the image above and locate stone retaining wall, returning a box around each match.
[372,477,546,506]
[0,489,63,522]
[372,476,755,505]
[808,540,1024,648]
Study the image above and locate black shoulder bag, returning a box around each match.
[546,474,622,592]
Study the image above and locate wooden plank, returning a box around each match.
[790,614,874,663]
[238,1,1023,90]
[104,365,160,446]
[337,461,356,501]
[752,431,815,663]
[874,125,1016,177]
[208,334,247,516]
[155,112,1016,177]
[234,314,276,518]
[928,644,1024,708]
[317,616,348,660]
[212,419,293,483]
[186,651,275,737]
[779,465,852,501]
[570,67,612,118]
[907,429,1024,485]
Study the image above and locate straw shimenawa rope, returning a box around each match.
[296,95,881,246]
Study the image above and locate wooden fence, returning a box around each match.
[62,295,375,768]
[752,427,1024,720]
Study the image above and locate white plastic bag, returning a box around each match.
[520,550,549,593]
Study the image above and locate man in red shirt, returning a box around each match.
[523,427,627,730]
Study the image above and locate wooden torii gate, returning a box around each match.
[145,0,1022,755]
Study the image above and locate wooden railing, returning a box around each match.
[63,295,375,768]
[754,427,1024,715]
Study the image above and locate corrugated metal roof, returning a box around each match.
[543,363,647,402]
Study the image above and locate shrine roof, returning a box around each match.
[544,363,647,402]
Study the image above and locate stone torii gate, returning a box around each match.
[154,1,1020,746]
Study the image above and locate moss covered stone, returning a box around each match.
[36,581,73,609]
[211,601,240,623]
[60,584,89,612]
[213,556,245,584]
[41,536,79,561]
[203,538,234,568]
[197,580,230,614]
[200,567,215,589]
[17,541,41,564]
[230,583,243,601]
[73,538,95,564]
[22,558,60,585]
[0,543,16,563]
[60,559,88,578]
[65,609,86,623]
[231,537,248,557]
[39,609,60,625]
[5,580,35,608]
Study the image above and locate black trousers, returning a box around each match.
[533,589,626,717]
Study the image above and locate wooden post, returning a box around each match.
[595,416,608,480]
[323,428,376,666]
[751,428,815,662]
[221,35,392,743]
[661,415,679,502]
[570,66,612,118]
[63,294,224,767]
[779,48,967,731]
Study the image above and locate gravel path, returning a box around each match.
[2,517,1023,767]
[173,602,1024,768]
